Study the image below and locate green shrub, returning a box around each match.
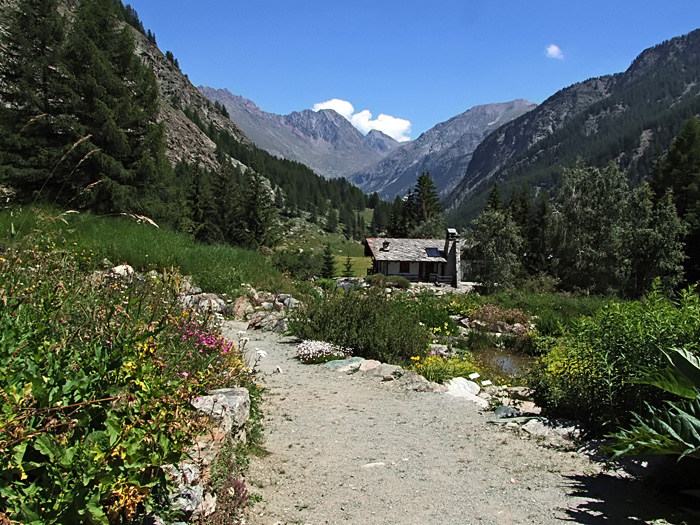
[0,228,256,523]
[403,290,459,337]
[314,278,337,292]
[607,347,700,460]
[386,275,411,289]
[288,289,431,365]
[365,272,386,288]
[528,286,700,434]
[271,249,321,280]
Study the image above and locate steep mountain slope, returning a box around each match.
[350,100,536,199]
[446,29,700,222]
[131,36,250,172]
[199,87,398,178]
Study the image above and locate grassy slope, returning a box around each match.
[0,207,295,296]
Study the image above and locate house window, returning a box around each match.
[399,261,410,273]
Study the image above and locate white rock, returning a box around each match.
[445,377,481,395]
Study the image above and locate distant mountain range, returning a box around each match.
[199,87,400,179]
[349,99,536,199]
[200,87,534,200]
[201,30,700,224]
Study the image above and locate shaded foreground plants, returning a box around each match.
[608,347,700,460]
[528,285,700,434]
[0,227,258,523]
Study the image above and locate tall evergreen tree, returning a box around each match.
[486,182,504,212]
[61,0,168,214]
[411,171,442,221]
[651,116,700,283]
[321,244,336,279]
[242,167,279,249]
[0,0,75,199]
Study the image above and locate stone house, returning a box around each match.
[365,229,462,287]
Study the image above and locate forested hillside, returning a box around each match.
[447,29,700,224]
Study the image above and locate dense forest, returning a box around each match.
[463,117,700,296]
[0,0,377,249]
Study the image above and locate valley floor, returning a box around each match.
[221,322,693,525]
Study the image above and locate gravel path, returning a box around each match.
[221,322,694,525]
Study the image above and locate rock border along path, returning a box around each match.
[221,321,692,525]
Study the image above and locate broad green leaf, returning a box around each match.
[630,366,698,399]
[667,347,700,390]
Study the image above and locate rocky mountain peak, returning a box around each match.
[365,129,400,154]
[200,87,397,179]
[350,99,536,199]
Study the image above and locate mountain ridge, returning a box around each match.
[445,28,700,222]
[199,87,398,179]
[350,99,537,199]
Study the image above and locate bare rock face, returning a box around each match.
[191,388,251,436]
[130,31,251,173]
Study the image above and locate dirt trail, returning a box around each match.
[221,322,692,525]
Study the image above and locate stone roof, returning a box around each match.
[365,238,448,263]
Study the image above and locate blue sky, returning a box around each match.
[126,0,700,141]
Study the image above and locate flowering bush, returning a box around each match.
[468,304,532,331]
[296,340,352,364]
[0,230,255,524]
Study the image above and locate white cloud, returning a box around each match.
[313,98,412,142]
[545,44,564,60]
[312,98,355,120]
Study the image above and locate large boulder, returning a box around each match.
[232,295,254,320]
[191,388,250,435]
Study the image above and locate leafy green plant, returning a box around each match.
[288,289,430,365]
[0,226,258,523]
[365,272,386,288]
[386,275,411,289]
[314,278,337,293]
[404,290,459,336]
[528,286,700,434]
[409,355,480,384]
[608,348,700,460]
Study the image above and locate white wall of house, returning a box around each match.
[386,261,418,275]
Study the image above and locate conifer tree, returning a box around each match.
[486,182,504,212]
[0,0,74,198]
[60,0,168,214]
[342,255,353,278]
[321,244,336,279]
[411,171,442,221]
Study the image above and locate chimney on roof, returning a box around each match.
[444,228,461,287]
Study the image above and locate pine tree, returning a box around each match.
[651,116,700,283]
[486,182,504,212]
[411,171,442,221]
[61,0,168,214]
[321,244,336,279]
[387,196,408,237]
[325,209,338,233]
[342,255,353,278]
[242,167,279,249]
[0,0,74,199]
